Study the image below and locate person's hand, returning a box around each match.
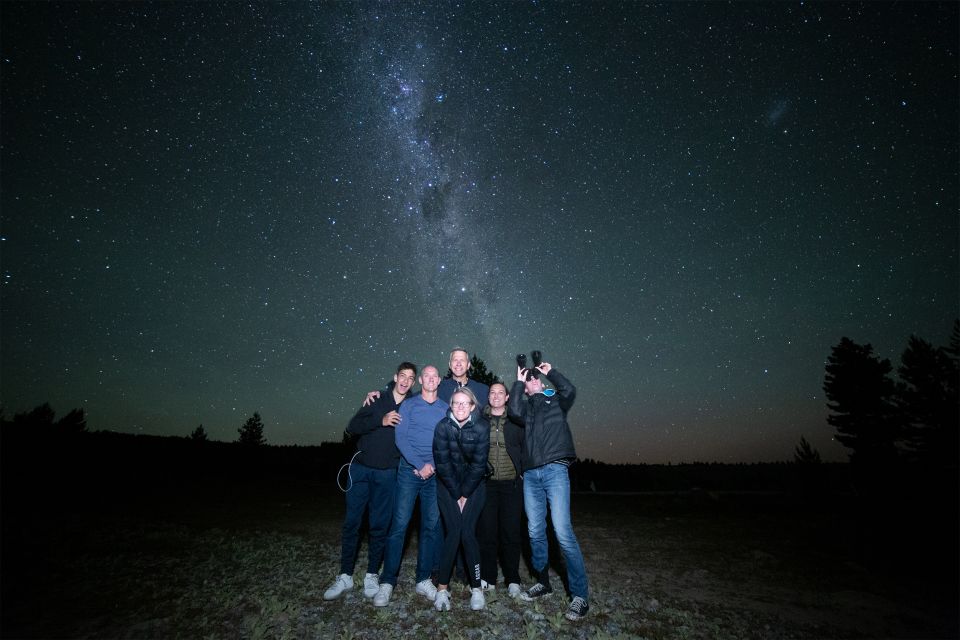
[537,362,552,375]
[363,390,381,406]
[418,463,435,479]
[382,410,401,427]
[458,496,467,512]
[516,366,525,382]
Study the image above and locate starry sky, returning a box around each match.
[1,2,957,465]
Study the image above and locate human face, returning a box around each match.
[524,376,544,395]
[450,391,474,423]
[449,350,470,379]
[394,368,416,396]
[488,383,508,410]
[419,366,441,393]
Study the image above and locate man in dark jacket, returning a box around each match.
[323,362,417,601]
[508,359,590,622]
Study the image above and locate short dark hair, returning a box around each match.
[397,361,418,376]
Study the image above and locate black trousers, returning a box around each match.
[437,483,486,588]
[477,478,523,585]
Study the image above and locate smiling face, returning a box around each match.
[394,368,416,396]
[488,383,508,410]
[450,391,474,423]
[419,366,441,393]
[449,349,470,379]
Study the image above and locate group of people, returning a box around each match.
[322,348,590,622]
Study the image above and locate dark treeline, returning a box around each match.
[0,415,846,494]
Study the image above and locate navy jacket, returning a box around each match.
[438,376,490,409]
[345,382,404,469]
[433,410,490,499]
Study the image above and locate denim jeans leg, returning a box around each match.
[415,475,439,582]
[523,466,549,574]
[365,466,397,575]
[543,463,589,600]
[380,461,419,586]
[339,462,372,575]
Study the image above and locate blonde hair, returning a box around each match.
[450,386,478,409]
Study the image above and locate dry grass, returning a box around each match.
[2,478,955,639]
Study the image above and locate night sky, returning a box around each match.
[1,2,956,464]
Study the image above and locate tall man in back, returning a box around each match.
[438,347,490,410]
[373,365,446,607]
[508,357,590,622]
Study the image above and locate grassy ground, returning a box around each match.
[2,476,956,639]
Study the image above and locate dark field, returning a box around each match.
[2,436,957,639]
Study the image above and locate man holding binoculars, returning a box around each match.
[508,351,590,622]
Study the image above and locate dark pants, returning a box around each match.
[437,483,486,587]
[339,462,397,575]
[477,478,524,585]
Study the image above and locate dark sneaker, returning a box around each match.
[518,582,553,601]
[565,596,589,621]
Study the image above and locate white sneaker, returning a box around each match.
[481,580,496,594]
[322,573,353,600]
[434,589,451,611]
[507,583,522,598]
[363,573,379,598]
[470,587,486,610]
[415,578,438,602]
[372,583,393,607]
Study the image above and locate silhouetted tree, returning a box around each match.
[896,334,959,467]
[794,436,822,464]
[237,412,266,446]
[13,403,56,428]
[469,354,501,386]
[824,338,900,466]
[56,408,87,435]
[190,424,208,442]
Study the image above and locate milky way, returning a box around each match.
[1,2,956,463]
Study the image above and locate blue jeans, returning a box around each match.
[339,462,396,576]
[379,460,440,586]
[523,462,589,600]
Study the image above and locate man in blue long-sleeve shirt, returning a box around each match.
[373,365,447,607]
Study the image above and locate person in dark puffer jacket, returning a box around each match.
[431,388,490,612]
[508,359,590,622]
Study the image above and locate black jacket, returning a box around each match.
[345,382,403,470]
[433,410,490,499]
[508,368,577,471]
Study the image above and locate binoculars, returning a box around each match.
[516,350,543,380]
